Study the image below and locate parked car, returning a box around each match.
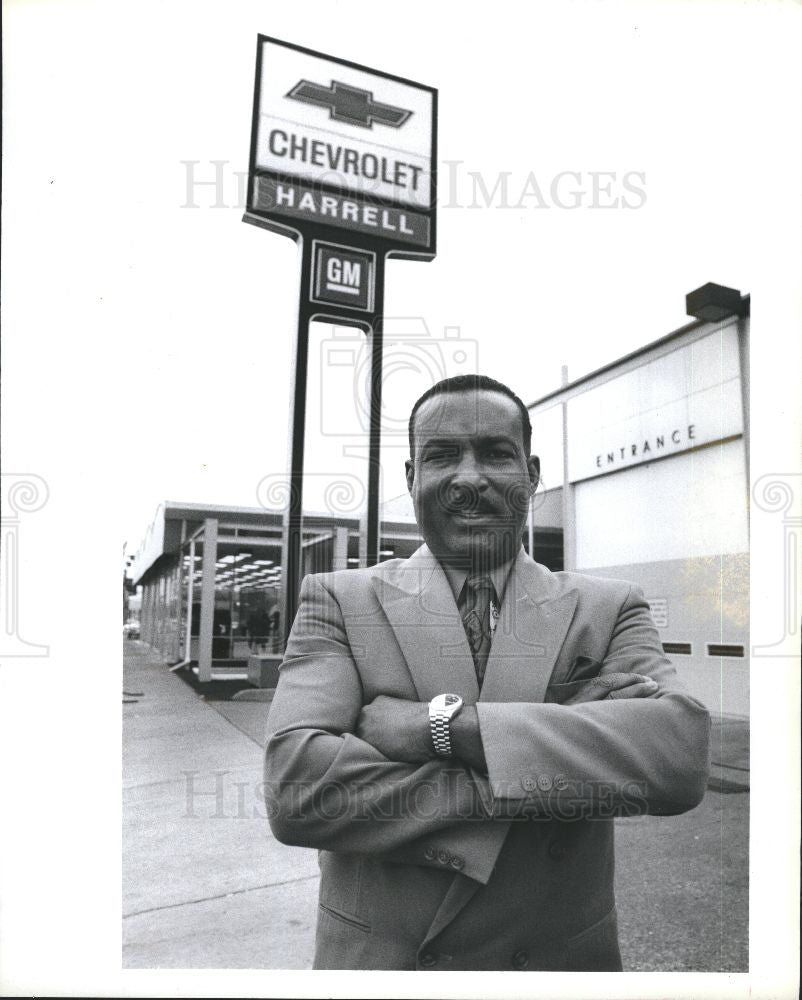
[123,621,140,639]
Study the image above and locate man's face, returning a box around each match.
[405,390,540,569]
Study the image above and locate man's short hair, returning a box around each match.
[408,374,533,457]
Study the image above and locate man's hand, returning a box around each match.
[354,675,659,766]
[355,695,434,764]
[564,672,659,705]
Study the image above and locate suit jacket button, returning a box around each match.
[549,841,568,861]
[420,951,438,968]
[537,775,553,791]
[512,949,529,969]
[437,849,450,865]
[424,846,436,861]
[521,776,537,792]
[554,773,568,790]
[450,854,465,870]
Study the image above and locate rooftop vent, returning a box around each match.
[686,283,749,322]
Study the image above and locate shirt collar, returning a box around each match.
[439,545,522,605]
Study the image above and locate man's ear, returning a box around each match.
[405,458,415,494]
[527,455,540,493]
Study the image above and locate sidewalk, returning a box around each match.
[123,642,318,968]
[123,642,748,971]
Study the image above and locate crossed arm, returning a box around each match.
[265,625,488,858]
[265,574,711,865]
[356,672,663,773]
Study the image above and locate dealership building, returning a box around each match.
[129,283,749,718]
[128,501,560,686]
[526,283,749,717]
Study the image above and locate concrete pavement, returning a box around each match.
[123,642,318,968]
[123,641,748,971]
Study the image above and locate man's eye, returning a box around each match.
[424,450,454,462]
[488,447,513,459]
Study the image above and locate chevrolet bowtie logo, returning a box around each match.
[286,79,412,129]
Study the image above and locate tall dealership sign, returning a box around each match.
[243,35,437,636]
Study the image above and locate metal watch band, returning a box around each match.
[430,706,454,757]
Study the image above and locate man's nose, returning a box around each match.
[452,448,489,480]
[446,455,489,505]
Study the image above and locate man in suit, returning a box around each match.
[264,374,711,971]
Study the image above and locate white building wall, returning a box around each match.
[567,324,743,483]
[530,403,564,491]
[575,438,747,568]
[528,317,749,717]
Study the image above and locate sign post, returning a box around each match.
[243,35,437,642]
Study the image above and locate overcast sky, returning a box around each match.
[2,0,800,560]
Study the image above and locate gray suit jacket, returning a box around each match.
[265,545,711,970]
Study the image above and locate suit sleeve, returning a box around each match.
[264,573,506,880]
[476,584,712,817]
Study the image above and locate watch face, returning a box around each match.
[444,694,460,707]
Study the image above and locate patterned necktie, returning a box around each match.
[459,573,497,688]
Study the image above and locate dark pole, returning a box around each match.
[365,256,386,568]
[280,238,314,645]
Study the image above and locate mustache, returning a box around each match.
[438,482,532,515]
[445,500,501,515]
[441,484,494,513]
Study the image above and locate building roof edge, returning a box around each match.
[526,298,749,410]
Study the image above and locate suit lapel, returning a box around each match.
[480,550,578,704]
[372,545,578,705]
[370,547,577,948]
[371,545,480,703]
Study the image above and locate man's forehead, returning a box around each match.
[414,389,521,435]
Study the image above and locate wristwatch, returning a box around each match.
[429,693,464,757]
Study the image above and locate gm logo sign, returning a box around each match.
[311,241,375,312]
